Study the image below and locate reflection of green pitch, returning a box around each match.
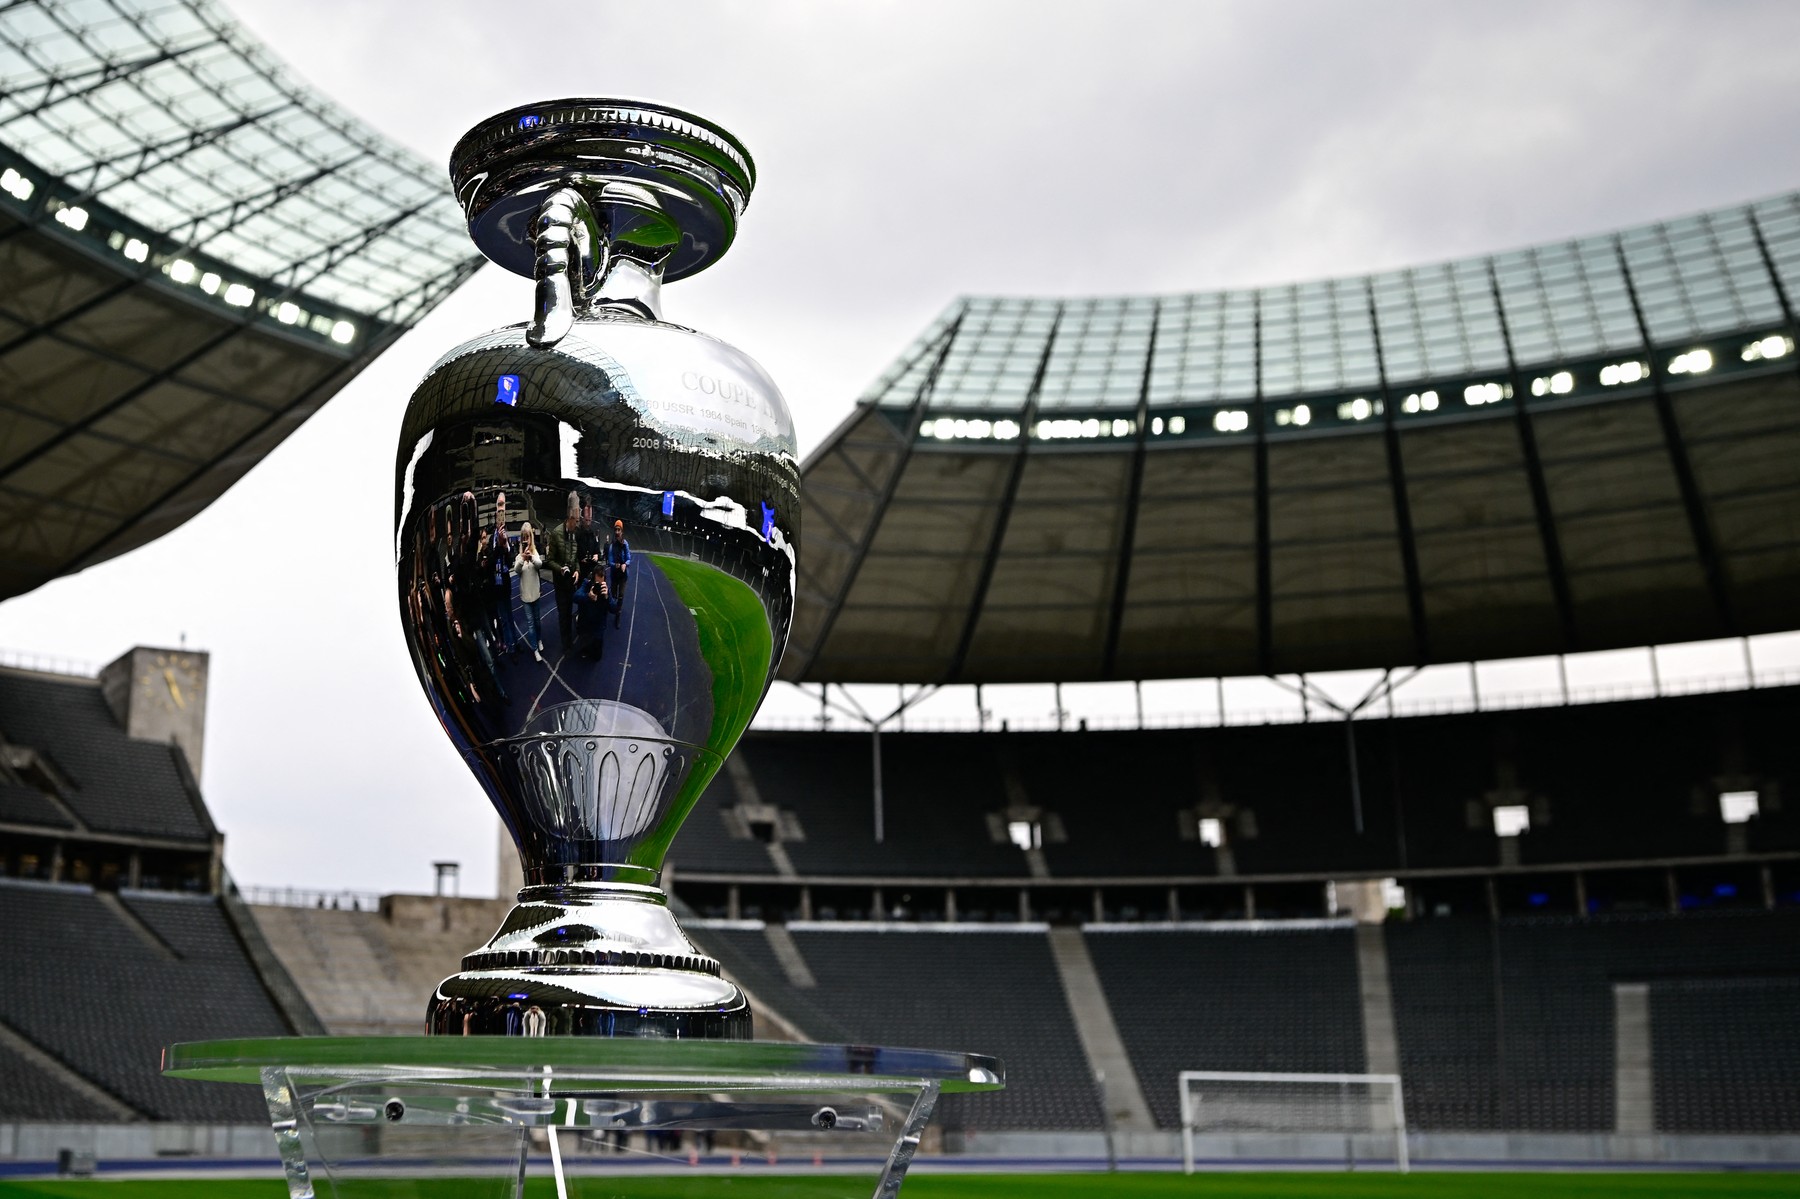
[651,553,774,755]
[8,1173,1800,1198]
[632,552,774,869]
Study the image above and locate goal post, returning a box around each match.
[1178,1070,1408,1173]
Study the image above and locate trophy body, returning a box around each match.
[394,101,796,1037]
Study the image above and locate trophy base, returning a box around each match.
[427,881,752,1039]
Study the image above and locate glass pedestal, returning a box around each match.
[163,1037,1003,1199]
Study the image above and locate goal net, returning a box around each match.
[1178,1071,1408,1173]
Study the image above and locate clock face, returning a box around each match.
[137,652,204,714]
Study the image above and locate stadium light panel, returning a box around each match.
[1742,334,1793,362]
[1151,416,1165,435]
[1212,409,1249,433]
[223,283,255,307]
[1168,415,1186,434]
[1530,371,1574,397]
[1339,397,1374,421]
[1668,348,1713,375]
[276,302,302,325]
[993,419,1020,439]
[122,238,149,263]
[53,204,88,232]
[199,272,221,294]
[0,167,32,200]
[1719,790,1759,824]
[1599,360,1649,386]
[166,258,195,283]
[1492,805,1531,837]
[1401,390,1439,413]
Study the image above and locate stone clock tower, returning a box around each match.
[98,645,210,784]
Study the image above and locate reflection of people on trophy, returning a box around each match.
[546,490,581,649]
[605,518,631,629]
[577,498,605,640]
[512,522,546,660]
[480,490,515,655]
[448,491,508,706]
[574,558,610,660]
[578,497,602,571]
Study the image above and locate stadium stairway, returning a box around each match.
[249,895,510,1035]
[1045,928,1155,1132]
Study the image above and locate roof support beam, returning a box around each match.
[1366,281,1431,665]
[0,41,215,124]
[0,201,428,485]
[1100,302,1160,678]
[944,306,1063,683]
[74,104,290,202]
[0,317,281,415]
[1487,258,1578,651]
[1253,292,1273,673]
[1614,238,1736,636]
[378,250,484,329]
[793,310,965,677]
[64,324,396,574]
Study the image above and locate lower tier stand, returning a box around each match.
[163,1037,1004,1199]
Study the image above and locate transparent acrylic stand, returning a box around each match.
[164,1037,1003,1199]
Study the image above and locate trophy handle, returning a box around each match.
[527,186,606,348]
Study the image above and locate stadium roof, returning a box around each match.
[0,0,484,599]
[788,193,1800,684]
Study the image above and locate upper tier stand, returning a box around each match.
[164,1036,1004,1199]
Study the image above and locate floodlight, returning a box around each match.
[1492,805,1530,837]
[1719,790,1759,825]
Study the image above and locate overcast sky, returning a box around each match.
[4,0,1800,897]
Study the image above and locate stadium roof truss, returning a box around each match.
[0,0,484,599]
[790,194,1800,684]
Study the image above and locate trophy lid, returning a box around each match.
[449,98,756,284]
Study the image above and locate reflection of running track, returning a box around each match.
[492,556,712,749]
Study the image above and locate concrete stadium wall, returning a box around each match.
[950,1129,1800,1168]
[5,1122,1800,1175]
[0,1122,275,1168]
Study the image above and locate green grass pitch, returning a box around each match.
[3,1174,1799,1199]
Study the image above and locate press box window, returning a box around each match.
[1492,805,1531,837]
[1720,790,1760,824]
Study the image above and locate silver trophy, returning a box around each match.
[394,100,797,1037]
